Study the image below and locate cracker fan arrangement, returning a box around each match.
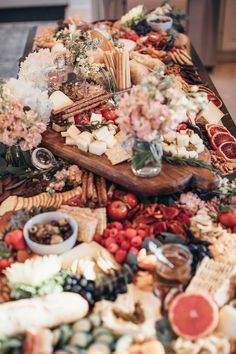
[0,2,236,354]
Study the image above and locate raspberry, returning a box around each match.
[137,229,146,238]
[125,228,137,239]
[109,228,119,238]
[93,234,102,243]
[131,236,142,248]
[111,221,123,230]
[121,240,130,251]
[115,249,127,264]
[104,237,116,248]
[107,243,119,254]
[116,231,126,244]
[104,229,111,238]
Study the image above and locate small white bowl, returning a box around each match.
[23,212,78,255]
[147,15,173,31]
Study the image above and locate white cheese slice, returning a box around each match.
[65,137,76,145]
[201,101,224,124]
[105,134,116,148]
[93,126,110,141]
[89,141,106,156]
[67,125,81,140]
[79,131,93,144]
[90,113,102,124]
[49,90,73,112]
[77,138,89,152]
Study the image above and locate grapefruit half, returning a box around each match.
[169,292,219,340]
[210,132,235,149]
[217,141,236,162]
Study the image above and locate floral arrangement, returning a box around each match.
[47,165,82,193]
[0,80,48,151]
[19,49,55,91]
[5,78,52,122]
[117,73,208,143]
[56,28,102,81]
[120,5,147,26]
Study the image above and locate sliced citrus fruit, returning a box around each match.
[169,292,219,340]
[217,141,236,162]
[210,132,235,149]
[206,124,228,137]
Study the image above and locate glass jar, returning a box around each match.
[155,244,193,285]
[131,135,163,178]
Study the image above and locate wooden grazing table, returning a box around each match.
[22,26,235,196]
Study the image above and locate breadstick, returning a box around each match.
[81,172,88,205]
[92,178,98,204]
[96,177,103,207]
[122,50,126,90]
[119,50,123,90]
[107,183,116,200]
[100,177,107,206]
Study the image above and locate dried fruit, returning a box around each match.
[210,132,235,150]
[169,292,219,340]
[217,141,236,162]
[206,124,228,137]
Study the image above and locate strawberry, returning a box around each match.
[115,249,127,264]
[107,243,119,254]
[125,228,137,239]
[5,230,26,250]
[131,236,142,248]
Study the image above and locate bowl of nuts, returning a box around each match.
[23,212,78,255]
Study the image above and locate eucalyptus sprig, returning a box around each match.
[75,120,114,132]
[163,154,222,176]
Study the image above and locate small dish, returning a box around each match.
[23,212,78,255]
[147,15,173,31]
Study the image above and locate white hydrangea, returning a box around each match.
[5,78,52,123]
[121,5,145,25]
[19,49,54,91]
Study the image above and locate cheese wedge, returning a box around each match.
[93,126,110,141]
[90,113,102,123]
[201,101,224,124]
[49,91,73,112]
[89,141,106,156]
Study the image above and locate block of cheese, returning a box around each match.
[89,141,106,156]
[201,101,224,124]
[105,134,116,148]
[77,137,89,152]
[67,125,81,140]
[79,132,93,144]
[65,137,76,145]
[49,91,73,112]
[90,113,102,124]
[93,126,110,141]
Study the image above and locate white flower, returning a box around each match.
[4,255,62,286]
[5,78,52,122]
[19,49,55,91]
[121,5,145,25]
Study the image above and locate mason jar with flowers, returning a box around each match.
[116,71,208,178]
[0,79,51,166]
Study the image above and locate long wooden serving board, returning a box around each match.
[42,129,218,197]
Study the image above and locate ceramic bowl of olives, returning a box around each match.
[23,212,78,255]
[147,15,173,31]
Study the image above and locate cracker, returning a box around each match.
[105,143,131,165]
[15,197,24,211]
[59,208,97,242]
[187,257,236,306]
[0,196,18,216]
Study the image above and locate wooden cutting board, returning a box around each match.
[42,129,219,197]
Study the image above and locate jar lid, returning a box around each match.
[31,148,56,170]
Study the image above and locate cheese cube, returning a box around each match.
[93,126,110,141]
[67,125,81,140]
[90,113,102,124]
[176,133,189,147]
[68,117,75,124]
[105,134,116,148]
[61,131,70,137]
[65,137,76,145]
[79,131,93,144]
[89,141,106,156]
[76,137,89,152]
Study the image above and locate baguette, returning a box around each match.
[0,292,88,336]
[81,172,88,205]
